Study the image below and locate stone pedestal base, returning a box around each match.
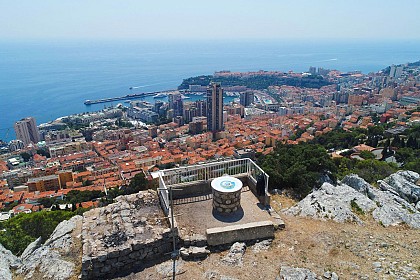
[212,189,241,214]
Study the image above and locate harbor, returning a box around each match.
[83,90,177,105]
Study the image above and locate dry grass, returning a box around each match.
[124,194,420,280]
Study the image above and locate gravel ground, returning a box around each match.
[115,194,420,280]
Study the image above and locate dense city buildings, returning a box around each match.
[168,92,184,118]
[1,62,420,219]
[206,82,224,136]
[14,117,40,146]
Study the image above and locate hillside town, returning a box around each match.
[1,62,420,220]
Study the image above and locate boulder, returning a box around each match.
[221,242,246,266]
[252,239,272,253]
[278,265,317,280]
[179,246,210,260]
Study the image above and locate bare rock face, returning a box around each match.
[20,237,42,261]
[0,243,21,280]
[284,182,377,224]
[379,170,420,204]
[344,174,420,228]
[285,172,420,229]
[17,215,83,280]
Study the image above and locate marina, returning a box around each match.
[84,90,176,105]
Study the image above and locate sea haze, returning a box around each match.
[1,39,420,141]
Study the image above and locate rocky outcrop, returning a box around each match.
[285,172,420,229]
[17,215,83,280]
[0,243,21,280]
[285,182,377,224]
[344,174,420,228]
[20,237,42,261]
[379,170,420,203]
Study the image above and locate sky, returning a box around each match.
[0,0,419,40]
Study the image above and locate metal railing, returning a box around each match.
[157,158,269,214]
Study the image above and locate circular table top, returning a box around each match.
[211,176,243,193]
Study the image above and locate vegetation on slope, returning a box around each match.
[258,142,337,198]
[259,123,419,197]
[0,210,80,255]
[178,74,331,90]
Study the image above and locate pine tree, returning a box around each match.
[400,138,405,148]
[391,135,400,147]
[407,135,416,148]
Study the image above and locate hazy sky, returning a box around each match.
[1,0,419,40]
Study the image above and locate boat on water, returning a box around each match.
[153,93,167,98]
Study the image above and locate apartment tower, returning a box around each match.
[14,117,40,146]
[206,82,224,136]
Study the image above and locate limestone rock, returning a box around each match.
[278,265,317,280]
[380,170,420,203]
[20,237,42,261]
[343,174,420,228]
[156,260,185,277]
[284,182,377,224]
[180,246,210,260]
[221,242,246,266]
[204,270,238,280]
[286,173,420,229]
[252,239,272,253]
[0,243,21,280]
[18,215,83,280]
[341,174,371,195]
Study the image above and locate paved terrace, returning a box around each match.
[173,185,276,237]
[153,158,284,246]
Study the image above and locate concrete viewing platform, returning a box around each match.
[174,187,274,236]
[155,158,285,247]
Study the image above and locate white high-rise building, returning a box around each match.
[14,117,40,146]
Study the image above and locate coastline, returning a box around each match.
[1,40,420,141]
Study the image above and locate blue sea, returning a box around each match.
[1,39,420,141]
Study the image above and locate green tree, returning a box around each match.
[20,152,31,162]
[36,149,50,158]
[359,150,375,160]
[126,173,149,193]
[406,135,417,149]
[352,160,398,184]
[0,211,77,255]
[258,143,337,198]
[391,135,401,147]
[404,159,420,173]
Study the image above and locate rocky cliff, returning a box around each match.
[285,171,420,228]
